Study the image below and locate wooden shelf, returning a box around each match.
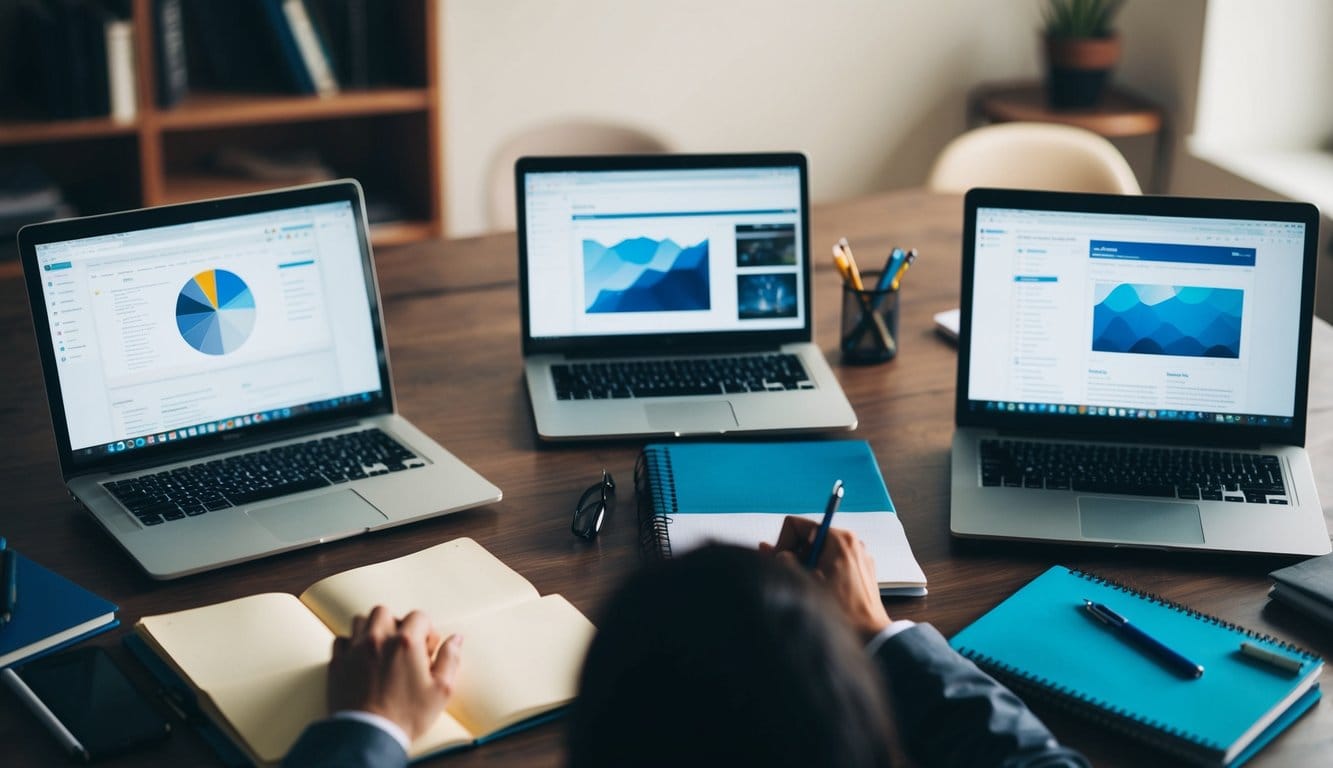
[0,0,442,243]
[0,116,138,145]
[154,89,431,131]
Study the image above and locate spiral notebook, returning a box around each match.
[950,566,1323,767]
[635,441,926,596]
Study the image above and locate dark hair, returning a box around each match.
[567,545,895,768]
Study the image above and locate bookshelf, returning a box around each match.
[0,0,443,272]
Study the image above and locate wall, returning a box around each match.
[441,0,1044,237]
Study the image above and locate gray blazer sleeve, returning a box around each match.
[874,623,1090,768]
[282,718,409,768]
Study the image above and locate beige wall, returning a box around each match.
[441,0,1046,237]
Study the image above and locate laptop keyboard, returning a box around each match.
[104,429,424,526]
[979,439,1289,505]
[551,353,813,399]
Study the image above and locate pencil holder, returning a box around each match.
[840,272,899,364]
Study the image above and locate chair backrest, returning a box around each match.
[926,122,1142,195]
[488,120,671,231]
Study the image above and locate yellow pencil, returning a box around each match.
[837,238,866,291]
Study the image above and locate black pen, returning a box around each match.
[805,480,843,569]
[1083,599,1203,679]
[0,537,15,627]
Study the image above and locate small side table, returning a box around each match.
[968,80,1170,193]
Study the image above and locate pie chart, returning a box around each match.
[176,269,256,355]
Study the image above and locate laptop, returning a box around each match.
[18,180,502,579]
[951,188,1331,556]
[516,153,856,441]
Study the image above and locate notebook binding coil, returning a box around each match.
[634,447,676,560]
[955,648,1225,760]
[1069,568,1321,661]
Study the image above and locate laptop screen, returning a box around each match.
[28,195,385,463]
[961,193,1315,436]
[518,156,809,350]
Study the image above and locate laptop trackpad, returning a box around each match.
[1078,497,1205,545]
[645,401,738,434]
[249,490,387,542]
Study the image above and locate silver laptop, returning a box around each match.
[951,188,1331,556]
[18,180,501,579]
[516,153,856,441]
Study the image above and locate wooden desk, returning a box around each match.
[2,190,1330,766]
[968,80,1171,193]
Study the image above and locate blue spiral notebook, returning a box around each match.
[950,566,1323,767]
[635,440,926,595]
[0,551,118,669]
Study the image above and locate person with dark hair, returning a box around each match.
[285,519,1089,767]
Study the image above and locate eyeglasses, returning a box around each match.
[572,470,615,540]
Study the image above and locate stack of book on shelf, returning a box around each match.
[13,0,137,121]
[181,0,405,101]
[1268,553,1333,627]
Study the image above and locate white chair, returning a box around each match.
[926,122,1142,195]
[487,120,670,231]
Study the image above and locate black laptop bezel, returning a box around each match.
[515,152,813,356]
[18,180,395,479]
[954,188,1319,447]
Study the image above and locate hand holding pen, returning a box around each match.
[761,495,892,642]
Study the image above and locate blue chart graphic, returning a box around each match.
[176,269,256,355]
[1091,283,1243,358]
[583,236,710,313]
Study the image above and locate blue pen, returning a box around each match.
[805,480,844,569]
[875,248,904,293]
[1083,599,1203,679]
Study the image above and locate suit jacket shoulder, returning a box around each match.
[874,623,1089,768]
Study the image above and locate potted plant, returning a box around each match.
[1042,0,1125,108]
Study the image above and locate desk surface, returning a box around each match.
[2,190,1330,766]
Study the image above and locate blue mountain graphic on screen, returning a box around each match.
[583,236,710,313]
[1091,283,1243,358]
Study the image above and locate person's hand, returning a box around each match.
[761,516,891,642]
[328,605,463,742]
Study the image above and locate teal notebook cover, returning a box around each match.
[0,551,118,669]
[950,566,1323,766]
[639,440,894,516]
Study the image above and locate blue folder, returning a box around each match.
[0,551,118,668]
[950,566,1323,767]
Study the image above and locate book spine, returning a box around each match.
[1070,569,1322,663]
[955,646,1221,766]
[106,20,137,122]
[634,447,676,560]
[257,0,316,94]
[154,0,188,107]
[282,0,338,96]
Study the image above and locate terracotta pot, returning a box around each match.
[1043,33,1121,108]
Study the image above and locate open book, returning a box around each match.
[134,538,595,766]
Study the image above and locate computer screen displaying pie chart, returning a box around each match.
[176,269,256,355]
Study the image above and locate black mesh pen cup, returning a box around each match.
[840,272,899,364]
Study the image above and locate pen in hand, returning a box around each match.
[1082,599,1204,679]
[805,480,844,569]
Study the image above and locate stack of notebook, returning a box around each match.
[1268,553,1333,627]
[0,548,118,669]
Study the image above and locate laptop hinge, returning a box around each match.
[992,427,1263,451]
[87,418,365,477]
[564,343,784,360]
